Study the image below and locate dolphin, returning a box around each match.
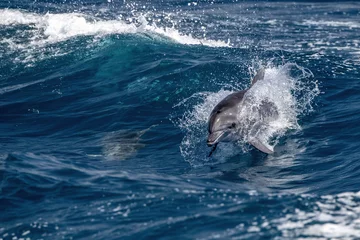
[102,125,157,160]
[207,68,278,156]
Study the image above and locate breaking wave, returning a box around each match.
[0,9,229,47]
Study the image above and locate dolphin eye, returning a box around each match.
[217,110,221,114]
[228,123,236,129]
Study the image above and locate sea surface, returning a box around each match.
[1,1,360,239]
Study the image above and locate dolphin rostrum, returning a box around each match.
[207,68,278,157]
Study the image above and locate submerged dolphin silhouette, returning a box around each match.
[207,68,278,157]
[102,125,157,160]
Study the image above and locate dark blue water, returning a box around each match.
[1,1,360,239]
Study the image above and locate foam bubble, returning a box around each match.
[175,63,319,166]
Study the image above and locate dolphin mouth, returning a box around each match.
[207,131,226,147]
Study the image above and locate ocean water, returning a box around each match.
[1,1,360,239]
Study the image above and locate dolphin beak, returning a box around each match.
[207,131,225,147]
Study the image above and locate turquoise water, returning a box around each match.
[1,1,360,239]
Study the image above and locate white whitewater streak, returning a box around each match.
[0,9,230,47]
[0,79,46,95]
[302,20,360,29]
[143,23,230,47]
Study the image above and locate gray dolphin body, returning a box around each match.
[207,69,278,156]
[102,125,157,160]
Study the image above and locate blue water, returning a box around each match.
[1,1,360,239]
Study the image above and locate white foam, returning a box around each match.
[0,9,230,47]
[42,13,138,41]
[143,22,230,47]
[0,9,39,25]
[175,63,319,166]
[302,20,360,29]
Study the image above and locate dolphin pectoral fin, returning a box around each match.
[208,143,218,157]
[249,138,274,154]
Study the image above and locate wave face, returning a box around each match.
[1,1,360,239]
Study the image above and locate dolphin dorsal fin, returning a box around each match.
[251,68,265,86]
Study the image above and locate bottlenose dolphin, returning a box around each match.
[102,125,157,160]
[207,68,278,156]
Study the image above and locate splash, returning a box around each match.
[175,63,319,167]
